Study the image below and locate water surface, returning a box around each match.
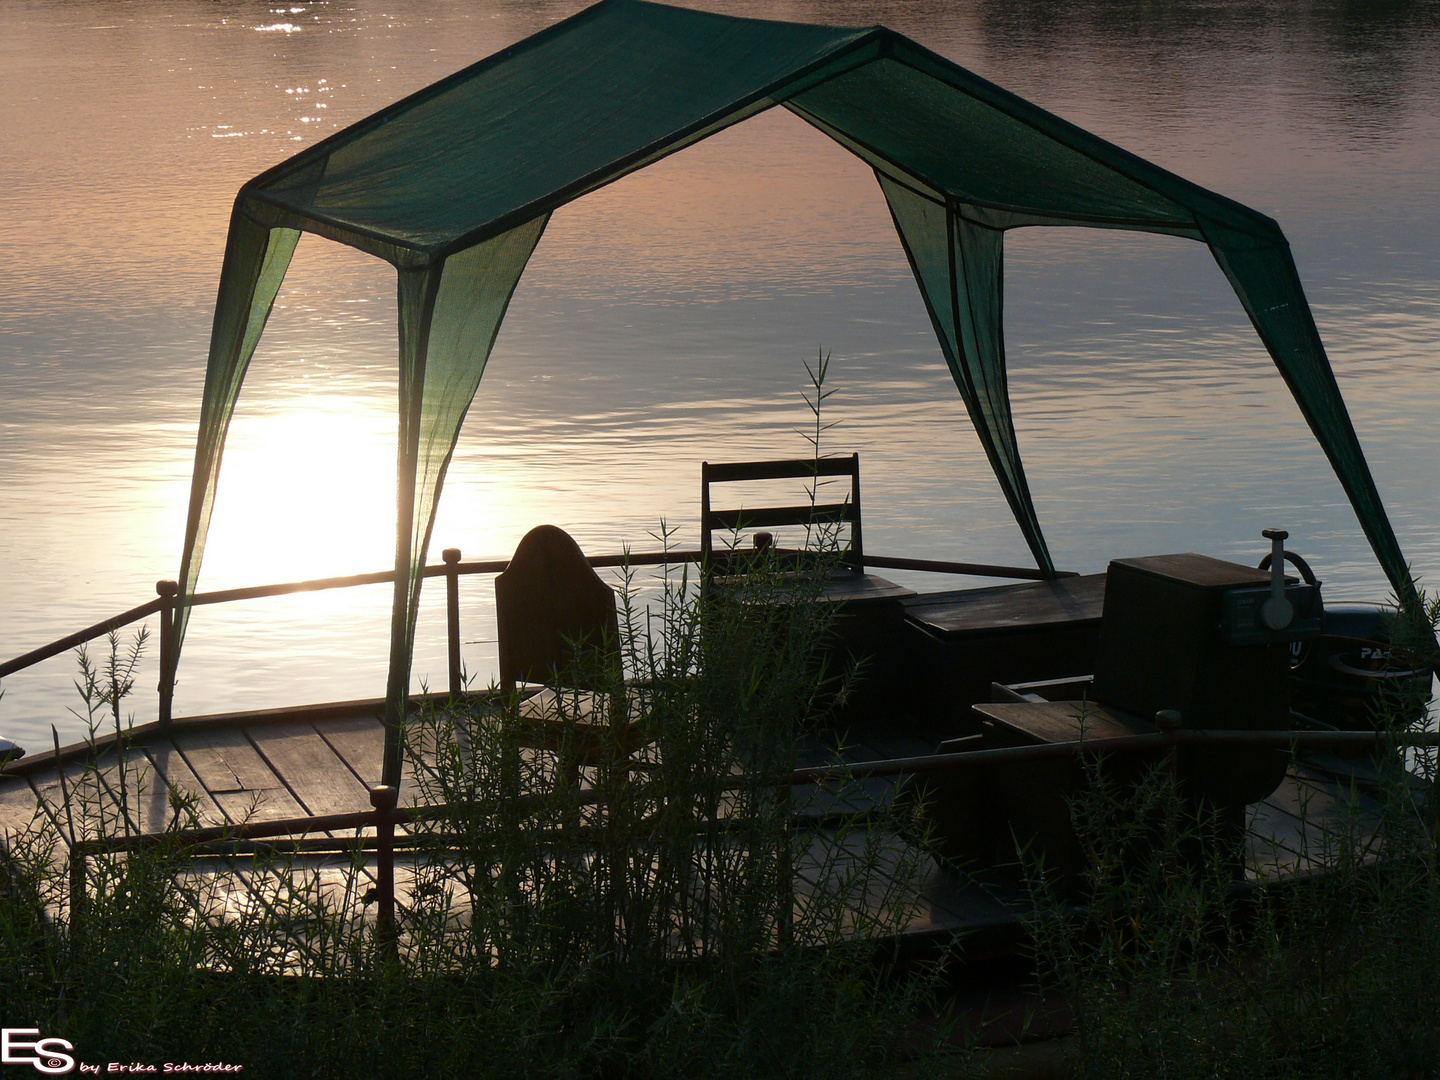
[2,0,1437,747]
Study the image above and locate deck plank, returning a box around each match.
[171,726,305,823]
[312,715,430,842]
[312,714,429,805]
[933,873,1033,931]
[904,574,1106,638]
[1261,773,1386,869]
[25,752,126,842]
[144,739,229,828]
[312,715,385,789]
[0,779,44,843]
[790,727,925,818]
[794,829,961,939]
[96,747,171,836]
[1,699,1407,949]
[245,721,371,819]
[1247,800,1310,871]
[1267,768,1383,833]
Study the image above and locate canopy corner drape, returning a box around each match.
[174,210,299,662]
[381,216,550,783]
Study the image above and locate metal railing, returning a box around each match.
[64,720,1440,946]
[0,547,1058,727]
[26,548,1434,946]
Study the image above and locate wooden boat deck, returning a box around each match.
[0,701,1398,949]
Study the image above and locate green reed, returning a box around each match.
[0,535,943,1078]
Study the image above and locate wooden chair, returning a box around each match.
[699,455,917,722]
[700,454,864,579]
[494,525,637,788]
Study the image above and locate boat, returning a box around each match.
[1,0,1433,957]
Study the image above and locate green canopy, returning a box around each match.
[176,0,1415,787]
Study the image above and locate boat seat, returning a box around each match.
[701,454,867,578]
[699,455,916,718]
[934,554,1296,885]
[699,453,912,597]
[494,525,646,788]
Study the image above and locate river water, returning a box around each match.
[1,0,1437,749]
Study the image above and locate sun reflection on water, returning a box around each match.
[201,401,397,587]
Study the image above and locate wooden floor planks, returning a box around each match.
[142,740,229,828]
[26,754,116,841]
[242,721,371,819]
[0,779,44,841]
[312,715,385,789]
[172,725,306,823]
[0,710,1407,946]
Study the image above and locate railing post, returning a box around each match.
[156,579,179,727]
[1155,709,1182,784]
[443,547,463,696]
[776,779,793,949]
[69,841,87,931]
[371,784,399,954]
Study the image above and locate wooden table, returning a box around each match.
[901,574,1107,717]
[970,699,1155,745]
[712,569,916,607]
[904,574,1105,638]
[710,569,916,719]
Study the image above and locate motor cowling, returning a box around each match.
[1290,603,1434,732]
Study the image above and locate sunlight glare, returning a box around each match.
[201,400,396,587]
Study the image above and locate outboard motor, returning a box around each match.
[1290,603,1435,732]
[1249,533,1432,731]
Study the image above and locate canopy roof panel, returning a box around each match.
[244,0,1281,261]
[789,57,1193,229]
[250,2,876,258]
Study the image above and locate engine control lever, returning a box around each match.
[1261,528,1293,630]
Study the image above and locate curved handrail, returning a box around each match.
[0,598,165,679]
[0,549,1054,683]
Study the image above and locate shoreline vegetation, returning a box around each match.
[1,534,947,1078]
[1,579,1436,1077]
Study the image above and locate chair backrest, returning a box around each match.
[700,454,863,573]
[495,525,621,697]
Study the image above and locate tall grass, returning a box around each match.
[0,537,943,1077]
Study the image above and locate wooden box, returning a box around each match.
[1092,553,1289,807]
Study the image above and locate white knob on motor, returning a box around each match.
[1260,594,1293,631]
